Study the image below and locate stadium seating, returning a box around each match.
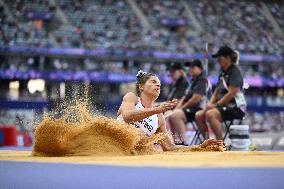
[1,0,282,54]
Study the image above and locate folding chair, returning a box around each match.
[189,121,203,145]
[222,117,246,150]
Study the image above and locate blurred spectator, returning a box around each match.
[0,0,283,54]
[187,0,284,55]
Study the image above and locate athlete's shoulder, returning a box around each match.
[122,92,138,102]
[123,92,137,98]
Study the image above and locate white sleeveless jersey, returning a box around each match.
[117,98,159,136]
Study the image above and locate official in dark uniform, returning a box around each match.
[168,59,207,145]
[195,46,246,140]
[166,62,189,101]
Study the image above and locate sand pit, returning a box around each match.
[3,98,282,168]
[1,150,284,168]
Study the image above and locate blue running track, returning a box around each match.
[1,161,284,189]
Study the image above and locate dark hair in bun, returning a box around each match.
[135,70,157,96]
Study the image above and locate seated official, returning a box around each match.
[195,46,246,140]
[168,59,207,145]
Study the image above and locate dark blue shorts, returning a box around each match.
[182,107,201,122]
[217,106,245,121]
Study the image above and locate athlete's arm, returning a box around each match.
[119,92,176,123]
[157,114,176,151]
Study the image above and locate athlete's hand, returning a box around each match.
[157,99,178,113]
[200,139,223,148]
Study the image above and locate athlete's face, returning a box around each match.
[140,76,161,98]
